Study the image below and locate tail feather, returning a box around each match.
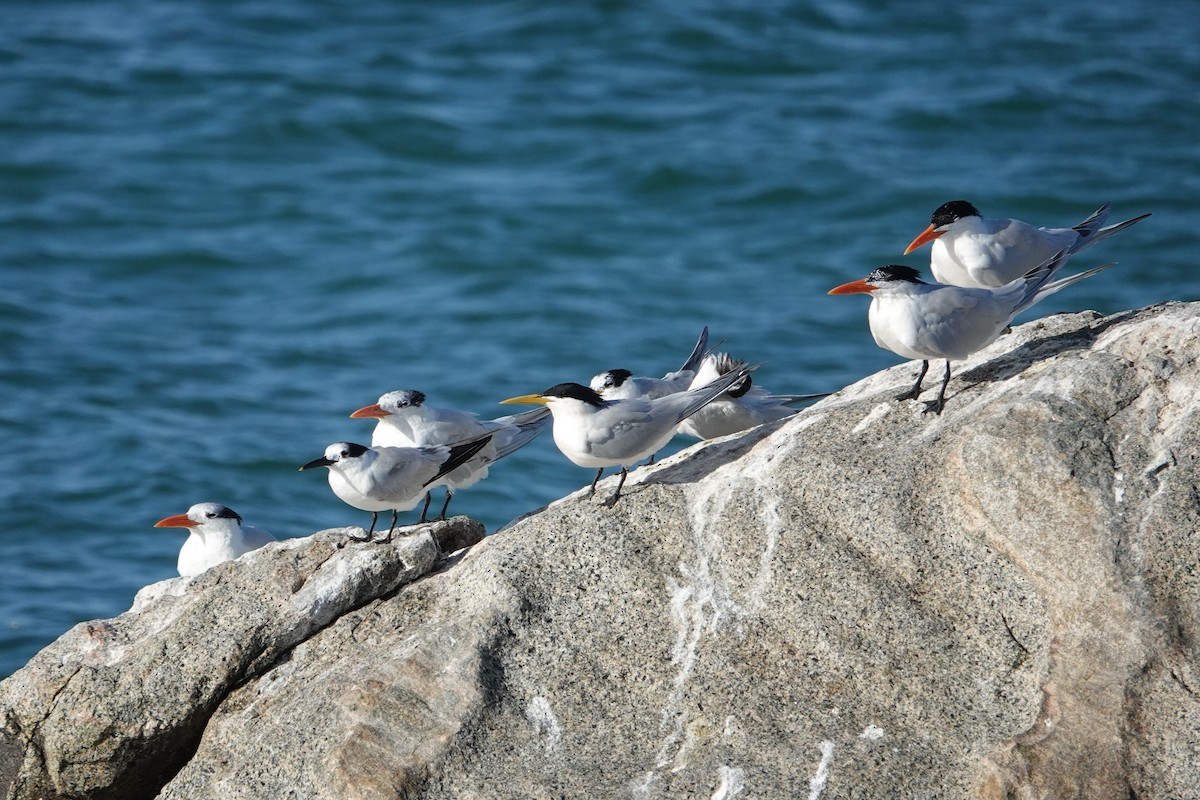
[677,326,711,374]
[424,432,495,487]
[1071,204,1150,254]
[491,412,552,461]
[1034,262,1118,302]
[1092,212,1152,244]
[777,392,832,407]
[1013,248,1072,311]
[1069,202,1112,248]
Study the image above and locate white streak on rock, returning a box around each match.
[525,695,562,754]
[644,449,785,784]
[859,724,885,741]
[711,766,746,799]
[807,741,836,800]
[851,403,891,434]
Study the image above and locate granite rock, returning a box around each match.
[3,302,1199,799]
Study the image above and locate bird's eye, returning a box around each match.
[205,512,216,519]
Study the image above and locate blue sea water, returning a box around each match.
[2,0,1198,678]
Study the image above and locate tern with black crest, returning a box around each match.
[153,502,276,578]
[590,326,710,401]
[905,199,1148,288]
[828,250,1114,414]
[501,361,756,505]
[299,432,494,541]
[350,389,550,521]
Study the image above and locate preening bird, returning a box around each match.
[153,502,276,578]
[298,432,494,541]
[349,389,550,521]
[676,352,828,440]
[904,199,1148,289]
[501,361,756,505]
[828,249,1114,414]
[590,326,710,401]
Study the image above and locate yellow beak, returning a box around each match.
[500,393,549,406]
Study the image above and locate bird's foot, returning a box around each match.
[896,387,922,402]
[349,529,373,543]
[921,398,945,415]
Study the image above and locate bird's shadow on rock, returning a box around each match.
[958,308,1142,387]
[635,417,787,489]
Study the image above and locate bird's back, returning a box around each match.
[933,217,1073,288]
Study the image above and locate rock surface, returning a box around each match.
[3,302,1199,799]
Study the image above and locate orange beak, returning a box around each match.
[154,514,198,529]
[827,278,878,295]
[350,403,391,419]
[903,224,942,255]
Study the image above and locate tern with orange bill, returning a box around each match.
[904,199,1148,289]
[828,249,1114,414]
[153,502,276,578]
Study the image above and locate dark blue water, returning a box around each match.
[2,0,1198,677]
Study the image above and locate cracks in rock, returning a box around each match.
[1168,664,1199,700]
[21,663,84,751]
[1000,612,1030,672]
[1145,452,1176,487]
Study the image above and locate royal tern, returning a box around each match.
[904,199,1148,288]
[676,352,828,439]
[590,326,710,401]
[153,502,276,578]
[350,389,551,521]
[299,432,493,541]
[501,361,756,505]
[828,250,1114,414]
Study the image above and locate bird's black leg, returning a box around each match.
[589,468,604,496]
[377,509,399,543]
[352,512,377,542]
[922,361,952,415]
[417,492,432,524]
[604,467,629,507]
[897,360,929,402]
[437,490,453,521]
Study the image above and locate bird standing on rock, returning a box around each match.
[299,432,494,542]
[349,389,550,522]
[154,502,276,578]
[904,199,1148,289]
[501,362,756,505]
[828,249,1114,414]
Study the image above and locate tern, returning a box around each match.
[828,250,1114,414]
[676,352,828,439]
[904,199,1148,289]
[350,389,551,521]
[299,432,494,541]
[154,502,276,578]
[501,361,756,505]
[590,325,710,401]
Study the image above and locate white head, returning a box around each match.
[299,442,374,473]
[588,369,632,396]
[154,502,243,536]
